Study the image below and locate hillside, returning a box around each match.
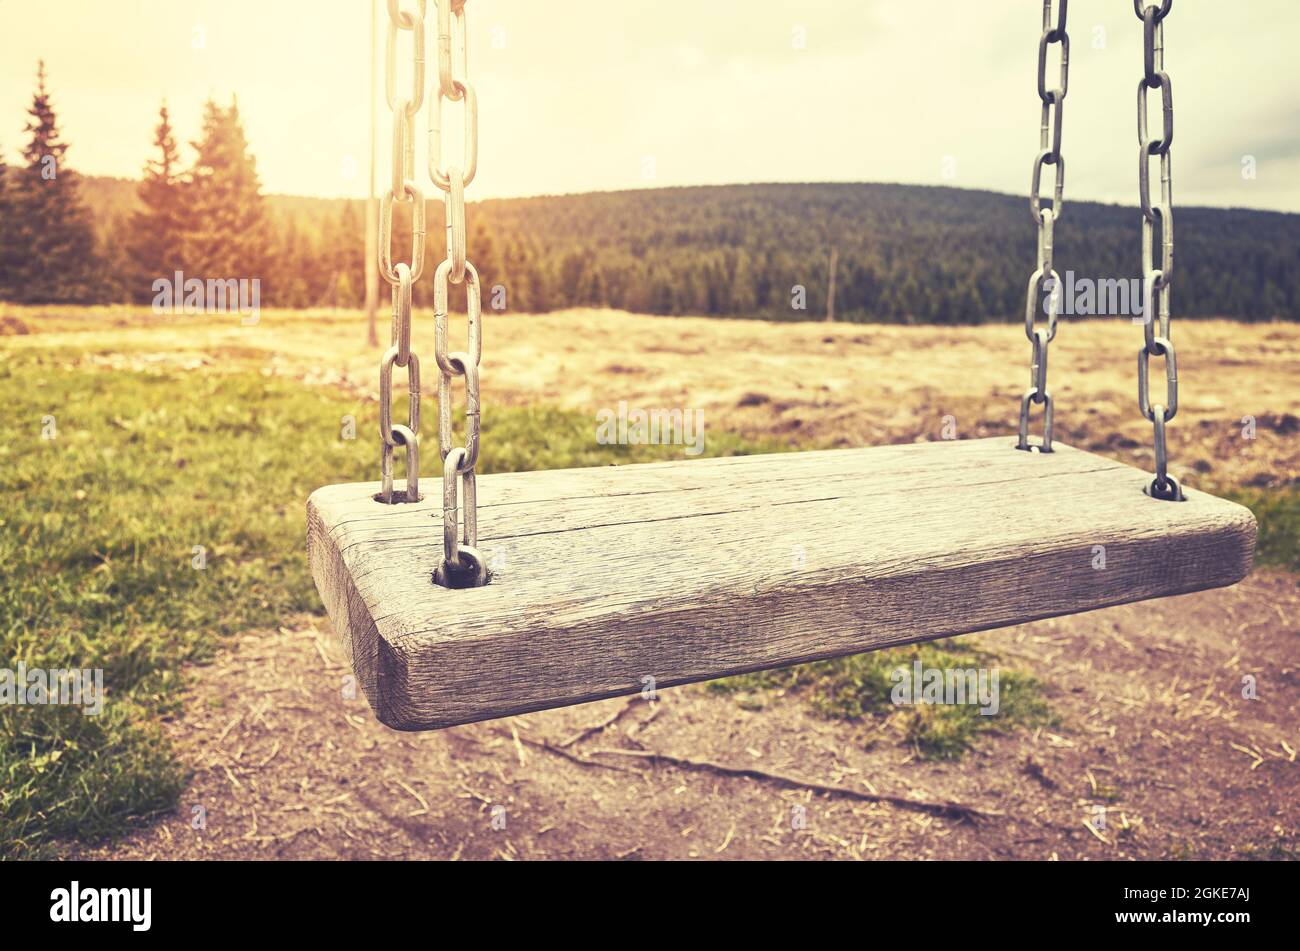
[78,177,1300,321]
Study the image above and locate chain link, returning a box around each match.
[428,2,488,587]
[1018,0,1068,453]
[431,263,486,586]
[436,0,468,101]
[376,3,429,505]
[374,1,488,583]
[1134,1,1182,500]
[1133,0,1171,22]
[385,2,427,117]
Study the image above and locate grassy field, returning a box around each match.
[0,340,796,856]
[0,349,356,854]
[1,306,1297,858]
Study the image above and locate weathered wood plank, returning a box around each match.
[307,438,1257,731]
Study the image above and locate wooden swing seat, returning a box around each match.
[307,437,1256,731]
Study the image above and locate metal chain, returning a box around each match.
[429,0,489,587]
[1134,0,1181,500]
[1018,0,1068,453]
[377,0,428,505]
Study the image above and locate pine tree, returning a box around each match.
[322,201,363,307]
[272,216,312,308]
[128,103,187,303]
[185,97,268,282]
[0,140,13,297]
[7,62,100,303]
[99,214,134,304]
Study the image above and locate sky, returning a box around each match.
[0,1,1297,211]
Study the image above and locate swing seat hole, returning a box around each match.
[1014,441,1054,454]
[373,489,423,504]
[1144,476,1186,502]
[433,547,491,589]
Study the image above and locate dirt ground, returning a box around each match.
[69,574,1297,861]
[9,306,1296,860]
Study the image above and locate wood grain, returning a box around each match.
[307,438,1257,731]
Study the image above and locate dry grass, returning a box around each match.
[4,305,1298,491]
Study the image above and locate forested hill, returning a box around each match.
[80,177,1299,322]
